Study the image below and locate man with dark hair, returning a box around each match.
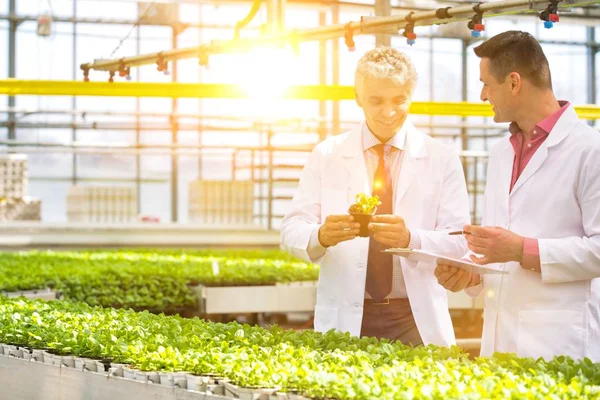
[473,30,552,90]
[435,31,600,361]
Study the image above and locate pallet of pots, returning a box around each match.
[223,381,279,400]
[187,374,228,396]
[2,288,58,301]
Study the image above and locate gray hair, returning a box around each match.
[355,47,418,93]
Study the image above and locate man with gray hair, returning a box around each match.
[281,47,470,346]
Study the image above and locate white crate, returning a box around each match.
[67,186,137,223]
[0,196,41,221]
[0,154,28,198]
[196,283,317,314]
[189,180,254,225]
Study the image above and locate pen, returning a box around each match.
[448,230,474,236]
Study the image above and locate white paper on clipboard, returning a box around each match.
[383,248,507,275]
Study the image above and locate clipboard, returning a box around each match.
[383,248,507,275]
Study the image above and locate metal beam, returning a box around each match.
[2,80,600,119]
[0,80,353,99]
[79,0,600,73]
[7,0,17,141]
[171,26,179,223]
[332,2,340,136]
[587,26,597,106]
[72,0,78,186]
[318,11,328,141]
[375,0,392,47]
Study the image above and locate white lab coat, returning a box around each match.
[467,105,600,361]
[280,121,470,347]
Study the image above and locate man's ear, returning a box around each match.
[355,88,362,108]
[509,72,522,94]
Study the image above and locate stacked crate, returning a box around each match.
[188,180,254,225]
[0,154,41,221]
[0,154,27,198]
[67,186,137,223]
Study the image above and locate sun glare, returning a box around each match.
[239,47,297,100]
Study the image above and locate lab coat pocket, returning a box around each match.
[314,305,338,333]
[321,188,351,217]
[517,310,585,360]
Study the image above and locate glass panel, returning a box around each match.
[16,22,74,80]
[29,181,71,222]
[431,38,463,102]
[76,1,137,20]
[544,43,587,103]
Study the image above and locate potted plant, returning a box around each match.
[348,193,381,237]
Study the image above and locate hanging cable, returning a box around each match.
[108,0,158,59]
[234,0,263,39]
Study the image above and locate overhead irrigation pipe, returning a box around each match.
[80,0,600,79]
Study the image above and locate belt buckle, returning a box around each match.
[371,298,390,305]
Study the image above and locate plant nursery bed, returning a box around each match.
[0,354,228,400]
[196,282,317,314]
[2,287,57,300]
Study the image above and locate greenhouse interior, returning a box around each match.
[1,0,600,398]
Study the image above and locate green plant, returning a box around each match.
[348,193,381,215]
[0,250,319,313]
[1,296,599,399]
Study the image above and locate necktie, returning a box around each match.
[365,144,394,302]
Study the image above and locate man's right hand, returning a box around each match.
[434,264,479,292]
[318,215,361,248]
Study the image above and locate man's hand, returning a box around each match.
[464,225,524,265]
[318,215,361,248]
[368,214,411,248]
[434,264,478,292]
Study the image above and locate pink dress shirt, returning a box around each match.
[508,101,570,271]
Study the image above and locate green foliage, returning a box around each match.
[348,193,381,215]
[0,250,318,313]
[1,296,599,399]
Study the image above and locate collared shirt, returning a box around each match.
[362,123,414,299]
[509,101,570,271]
[305,122,421,299]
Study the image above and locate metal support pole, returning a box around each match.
[8,0,17,141]
[198,5,204,181]
[266,0,279,33]
[136,25,142,214]
[318,11,328,141]
[332,3,340,136]
[171,27,179,223]
[461,39,469,180]
[250,149,256,224]
[267,130,274,230]
[232,150,237,180]
[72,1,78,186]
[472,156,479,224]
[428,34,434,139]
[278,0,286,32]
[258,132,264,227]
[587,26,597,124]
[375,0,391,47]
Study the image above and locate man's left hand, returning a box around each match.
[369,215,411,248]
[464,225,524,265]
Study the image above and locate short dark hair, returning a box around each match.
[474,30,552,90]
